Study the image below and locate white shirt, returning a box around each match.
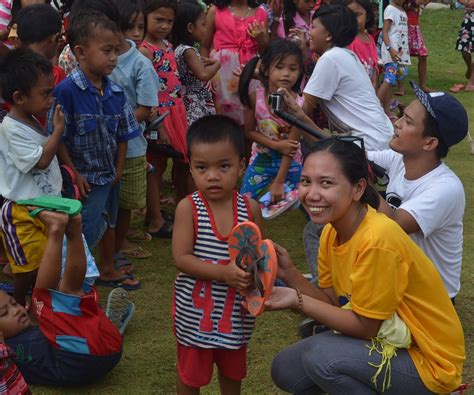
[304,47,393,151]
[380,5,411,65]
[368,150,464,298]
[0,115,62,201]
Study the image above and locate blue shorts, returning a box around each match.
[81,182,120,249]
[383,62,408,85]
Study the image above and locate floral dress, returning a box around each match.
[456,8,474,54]
[211,6,267,125]
[175,44,216,126]
[141,39,188,158]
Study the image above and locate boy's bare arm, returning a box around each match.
[36,105,64,170]
[172,198,252,290]
[248,198,265,238]
[113,141,127,185]
[57,142,91,198]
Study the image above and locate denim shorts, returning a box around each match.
[383,62,409,85]
[81,182,120,249]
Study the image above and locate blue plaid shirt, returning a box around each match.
[47,68,141,185]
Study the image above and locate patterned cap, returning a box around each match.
[410,81,469,147]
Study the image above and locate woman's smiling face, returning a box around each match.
[298,150,363,226]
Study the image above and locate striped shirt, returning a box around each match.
[174,191,255,349]
[0,0,12,32]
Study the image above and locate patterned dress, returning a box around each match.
[175,44,216,126]
[173,191,255,349]
[141,39,189,158]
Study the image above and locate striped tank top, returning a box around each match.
[174,191,256,349]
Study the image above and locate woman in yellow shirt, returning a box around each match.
[268,137,465,394]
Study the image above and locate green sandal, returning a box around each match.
[16,196,82,217]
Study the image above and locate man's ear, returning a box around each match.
[12,91,25,105]
[423,136,439,153]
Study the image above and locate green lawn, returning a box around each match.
[29,9,474,394]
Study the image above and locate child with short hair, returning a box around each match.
[0,48,64,306]
[377,0,411,117]
[108,0,161,262]
[48,10,142,290]
[2,207,129,386]
[172,115,264,393]
[15,3,66,86]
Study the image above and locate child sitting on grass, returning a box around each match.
[0,49,64,306]
[172,115,264,393]
[1,205,133,386]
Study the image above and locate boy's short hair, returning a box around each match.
[67,10,120,53]
[0,48,53,103]
[16,4,62,44]
[186,115,245,159]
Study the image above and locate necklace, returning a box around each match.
[229,5,251,18]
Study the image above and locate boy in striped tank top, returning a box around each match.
[172,115,264,394]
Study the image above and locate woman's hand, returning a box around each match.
[288,28,307,54]
[278,88,306,120]
[248,21,268,48]
[269,180,285,203]
[273,242,298,282]
[264,286,299,311]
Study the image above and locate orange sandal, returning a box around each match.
[228,222,277,316]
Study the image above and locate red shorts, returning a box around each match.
[176,343,247,388]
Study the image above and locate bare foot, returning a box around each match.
[464,85,474,92]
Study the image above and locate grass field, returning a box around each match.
[27,8,474,394]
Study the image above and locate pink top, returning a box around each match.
[253,87,304,163]
[213,6,267,64]
[0,0,12,31]
[276,10,314,42]
[347,35,379,80]
[140,39,183,108]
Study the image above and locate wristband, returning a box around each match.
[293,288,303,312]
[386,45,392,51]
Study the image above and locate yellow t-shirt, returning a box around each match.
[318,206,465,393]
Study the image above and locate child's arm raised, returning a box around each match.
[36,105,64,170]
[184,48,220,81]
[172,198,252,290]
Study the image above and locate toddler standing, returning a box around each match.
[172,115,264,393]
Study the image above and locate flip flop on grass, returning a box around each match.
[449,84,465,93]
[106,288,135,335]
[126,229,152,242]
[228,222,278,316]
[17,196,82,217]
[96,274,141,291]
[120,245,152,259]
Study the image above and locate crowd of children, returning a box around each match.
[0,0,470,393]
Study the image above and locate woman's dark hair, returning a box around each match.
[142,0,177,17]
[171,0,203,47]
[239,39,304,107]
[332,0,375,30]
[187,115,245,159]
[305,137,380,208]
[70,0,121,26]
[113,0,145,33]
[0,48,53,103]
[312,4,358,47]
[213,0,259,9]
[422,112,449,159]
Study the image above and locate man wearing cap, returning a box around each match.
[368,81,468,303]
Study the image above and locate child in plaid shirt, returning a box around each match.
[48,10,141,290]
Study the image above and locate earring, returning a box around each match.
[326,36,331,41]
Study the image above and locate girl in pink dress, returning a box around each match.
[341,0,379,86]
[140,0,194,203]
[202,0,268,125]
